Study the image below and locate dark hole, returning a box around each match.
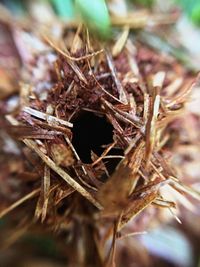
[72,112,113,163]
[72,112,123,174]
[57,203,68,216]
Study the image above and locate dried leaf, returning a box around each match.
[23,107,73,128]
[119,178,164,229]
[112,26,129,57]
[23,139,103,210]
[98,141,144,215]
[50,143,75,167]
[0,188,40,219]
[145,91,160,164]
[35,165,50,222]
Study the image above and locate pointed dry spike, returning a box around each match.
[92,141,116,167]
[117,231,147,240]
[102,99,141,129]
[129,94,137,115]
[153,198,176,208]
[126,40,140,76]
[153,96,160,118]
[71,23,83,54]
[35,182,46,221]
[41,165,50,222]
[111,13,177,28]
[23,107,73,128]
[152,71,165,88]
[143,93,150,123]
[85,28,93,52]
[54,187,75,205]
[64,135,87,175]
[111,12,148,28]
[23,139,103,210]
[169,179,200,202]
[168,207,182,224]
[43,35,104,62]
[124,132,141,155]
[161,184,196,212]
[106,50,128,104]
[153,153,200,202]
[104,214,122,267]
[103,155,125,159]
[54,60,62,81]
[127,140,145,171]
[87,59,124,104]
[145,93,160,165]
[119,190,158,230]
[5,115,21,126]
[66,58,88,85]
[166,77,198,107]
[105,113,126,144]
[53,37,88,84]
[0,188,40,219]
[112,26,129,57]
[115,106,141,126]
[157,132,169,150]
[119,177,169,230]
[157,109,183,128]
[150,161,166,181]
[19,83,30,107]
[164,77,183,97]
[75,171,98,191]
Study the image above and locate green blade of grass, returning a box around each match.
[51,0,75,19]
[75,0,111,39]
[177,0,200,26]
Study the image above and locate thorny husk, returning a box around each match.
[0,8,200,267]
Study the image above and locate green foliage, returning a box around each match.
[133,0,154,7]
[51,0,111,38]
[51,0,75,18]
[75,0,111,39]
[191,4,200,26]
[5,0,26,16]
[177,0,200,25]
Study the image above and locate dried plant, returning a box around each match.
[0,4,200,267]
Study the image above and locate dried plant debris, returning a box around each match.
[0,14,200,267]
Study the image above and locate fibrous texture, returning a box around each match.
[0,17,200,267]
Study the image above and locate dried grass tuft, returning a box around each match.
[0,8,199,266]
